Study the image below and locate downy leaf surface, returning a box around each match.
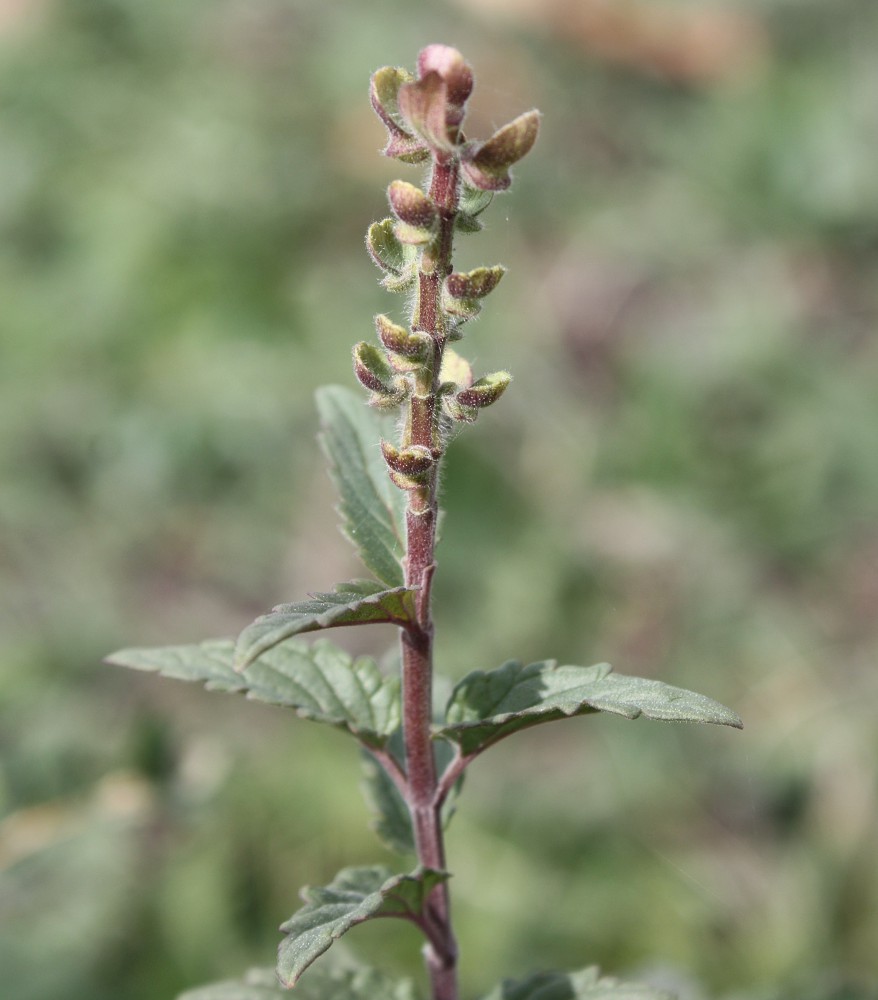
[277,866,448,988]
[317,385,407,588]
[179,963,421,1000]
[441,660,742,756]
[480,966,673,1000]
[234,581,416,671]
[107,637,399,749]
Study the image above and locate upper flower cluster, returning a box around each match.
[370,43,540,190]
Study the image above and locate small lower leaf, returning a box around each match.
[234,581,416,671]
[361,749,415,855]
[480,967,673,1000]
[179,963,422,1000]
[107,637,399,749]
[277,865,448,988]
[441,660,742,757]
[178,968,286,999]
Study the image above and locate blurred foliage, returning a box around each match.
[1,1,877,998]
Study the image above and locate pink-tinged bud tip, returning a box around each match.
[417,44,473,107]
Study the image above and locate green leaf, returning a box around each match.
[317,385,408,587]
[107,637,400,749]
[480,966,673,1000]
[179,963,421,1000]
[234,581,416,671]
[441,660,742,756]
[360,749,415,855]
[178,968,286,1000]
[277,866,448,988]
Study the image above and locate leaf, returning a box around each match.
[440,660,743,756]
[179,963,422,1000]
[317,385,408,587]
[277,866,448,988]
[107,637,400,749]
[360,749,415,855]
[177,968,287,1000]
[235,581,416,671]
[480,966,674,1000]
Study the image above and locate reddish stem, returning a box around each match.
[400,151,460,1000]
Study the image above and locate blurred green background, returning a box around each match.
[2,1,877,998]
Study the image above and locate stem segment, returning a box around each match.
[400,152,460,1000]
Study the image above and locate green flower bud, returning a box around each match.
[388,180,438,229]
[353,342,407,406]
[445,266,505,300]
[366,219,416,292]
[438,347,473,389]
[393,220,435,246]
[461,110,541,191]
[456,371,512,408]
[381,440,435,476]
[370,66,430,164]
[442,395,479,424]
[388,468,428,491]
[375,314,432,359]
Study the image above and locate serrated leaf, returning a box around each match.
[317,385,408,587]
[234,581,416,671]
[440,660,742,756]
[107,637,400,749]
[277,866,448,988]
[480,966,674,1000]
[179,963,422,1000]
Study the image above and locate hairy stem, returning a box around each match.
[400,152,460,1000]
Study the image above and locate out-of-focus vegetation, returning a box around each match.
[1,1,877,998]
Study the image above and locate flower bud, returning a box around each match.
[375,314,431,359]
[366,219,416,292]
[417,45,473,120]
[393,220,435,246]
[370,66,430,164]
[442,395,479,424]
[388,468,428,491]
[461,110,541,191]
[388,180,438,229]
[353,342,407,406]
[444,266,505,300]
[397,72,455,153]
[381,440,434,476]
[456,371,512,408]
[438,347,473,389]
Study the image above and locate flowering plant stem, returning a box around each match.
[107,43,742,1000]
[401,152,461,1000]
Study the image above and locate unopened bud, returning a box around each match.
[366,219,405,275]
[456,371,512,408]
[353,342,407,404]
[370,66,430,164]
[442,395,479,424]
[438,348,473,389]
[393,220,435,246]
[445,266,505,300]
[375,314,431,359]
[461,110,541,191]
[417,45,473,116]
[381,440,434,476]
[366,219,416,292]
[388,180,437,229]
[397,72,455,153]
